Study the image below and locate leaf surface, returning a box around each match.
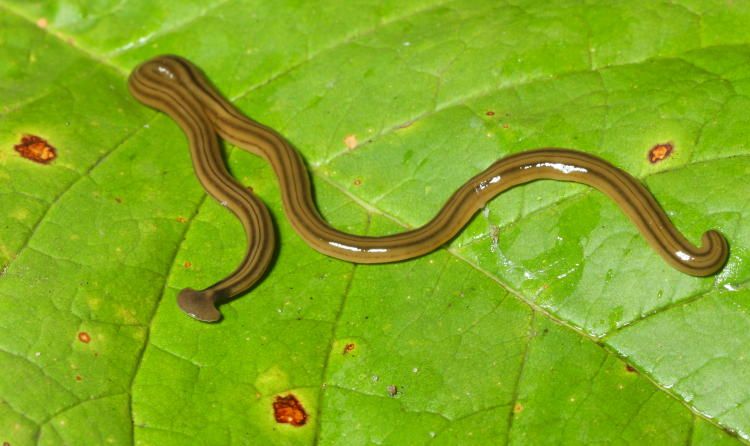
[1,1,749,445]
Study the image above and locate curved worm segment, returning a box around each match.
[694,230,730,276]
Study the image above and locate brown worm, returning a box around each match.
[128,54,729,322]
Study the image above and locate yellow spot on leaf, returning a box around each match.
[255,366,291,394]
[11,207,29,221]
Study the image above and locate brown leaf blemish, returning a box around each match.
[648,143,673,163]
[387,385,398,397]
[77,332,91,343]
[273,394,307,427]
[625,364,636,372]
[513,404,524,413]
[14,135,57,164]
[342,343,355,354]
[486,110,495,116]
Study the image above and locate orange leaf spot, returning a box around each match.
[14,135,57,164]
[648,143,673,163]
[343,134,358,149]
[273,394,307,427]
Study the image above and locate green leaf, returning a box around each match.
[1,1,748,445]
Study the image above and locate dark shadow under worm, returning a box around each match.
[128,55,729,323]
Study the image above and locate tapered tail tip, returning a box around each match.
[177,287,222,322]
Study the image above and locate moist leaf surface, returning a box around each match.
[0,1,748,444]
